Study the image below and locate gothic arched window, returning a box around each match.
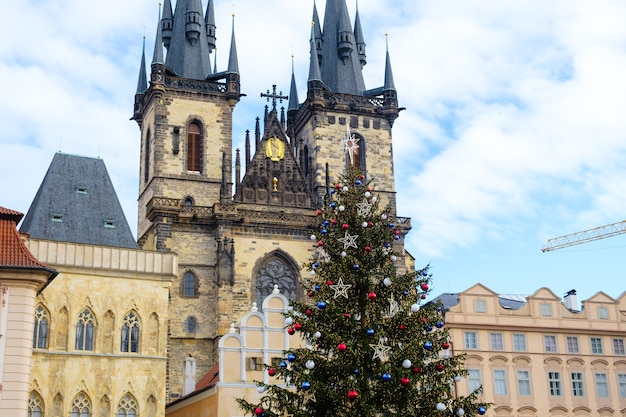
[144,128,151,183]
[183,271,196,297]
[28,391,44,417]
[187,121,202,172]
[70,392,91,417]
[121,311,140,353]
[33,305,49,349]
[116,393,138,417]
[186,316,197,333]
[75,308,96,351]
[255,255,300,309]
[345,132,366,171]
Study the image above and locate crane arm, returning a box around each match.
[542,220,626,252]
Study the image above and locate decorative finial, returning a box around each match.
[272,284,280,294]
[232,3,235,17]
[273,177,278,191]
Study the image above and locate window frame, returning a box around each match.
[617,373,626,398]
[571,372,585,397]
[490,332,504,351]
[513,333,527,352]
[548,371,562,396]
[493,369,508,396]
[598,306,609,320]
[121,311,140,353]
[595,372,609,398]
[468,368,482,393]
[187,121,202,173]
[75,308,96,351]
[182,271,196,297]
[590,337,604,354]
[566,336,580,353]
[33,305,49,349]
[474,299,486,313]
[464,331,478,349]
[540,303,552,317]
[516,370,531,396]
[544,335,557,352]
[613,338,625,355]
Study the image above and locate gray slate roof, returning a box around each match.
[20,153,138,249]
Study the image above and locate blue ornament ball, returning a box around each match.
[302,381,311,390]
[353,264,360,269]
[287,353,296,362]
[280,361,287,368]
[353,369,359,374]
[394,235,400,240]
[437,306,442,312]
[478,406,486,415]
[313,262,319,268]
[323,220,330,226]
[424,341,433,350]
[384,243,391,248]
[317,301,327,310]
[436,321,444,328]
[321,229,328,234]
[389,223,395,228]
[314,284,321,291]
[426,326,433,332]
[422,270,428,276]
[366,329,375,336]
[381,373,392,381]
[403,290,409,296]
[330,202,336,208]
[356,180,362,186]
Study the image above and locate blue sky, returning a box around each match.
[1,0,626,303]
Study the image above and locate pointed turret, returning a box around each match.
[227,15,239,74]
[161,0,173,49]
[152,5,165,65]
[308,23,322,84]
[136,37,148,94]
[205,0,216,53]
[164,0,213,80]
[288,58,299,112]
[312,0,323,65]
[354,1,367,69]
[384,35,396,92]
[319,0,366,94]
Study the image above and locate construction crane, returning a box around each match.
[541,220,626,252]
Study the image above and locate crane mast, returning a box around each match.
[542,220,626,252]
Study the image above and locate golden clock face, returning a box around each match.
[265,136,285,161]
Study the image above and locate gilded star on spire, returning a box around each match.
[356,198,372,217]
[370,338,391,361]
[338,231,359,250]
[329,278,352,299]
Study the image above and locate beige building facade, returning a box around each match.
[445,284,626,417]
[26,239,176,417]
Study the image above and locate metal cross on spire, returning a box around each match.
[261,85,288,110]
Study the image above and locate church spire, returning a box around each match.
[228,14,239,74]
[354,0,366,69]
[152,4,165,65]
[161,0,173,49]
[312,0,323,65]
[384,34,396,92]
[288,56,299,112]
[205,0,216,53]
[308,22,322,83]
[136,36,148,94]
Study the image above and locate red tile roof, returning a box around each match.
[0,206,55,271]
[196,363,220,391]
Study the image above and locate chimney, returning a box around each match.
[183,356,197,396]
[564,289,578,311]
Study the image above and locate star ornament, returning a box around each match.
[338,231,359,250]
[330,278,352,299]
[342,127,360,164]
[316,247,331,263]
[370,338,392,361]
[356,198,372,217]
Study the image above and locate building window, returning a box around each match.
[513,334,527,351]
[344,131,365,170]
[468,369,482,393]
[187,121,202,172]
[516,370,531,396]
[591,337,603,354]
[51,213,64,222]
[571,372,585,397]
[256,255,300,311]
[493,369,508,395]
[613,338,625,355]
[183,271,196,297]
[33,305,49,349]
[28,391,44,417]
[464,332,478,349]
[103,220,116,229]
[595,373,609,397]
[75,185,87,194]
[598,306,609,320]
[566,336,579,353]
[121,312,140,353]
[247,357,264,371]
[117,393,138,417]
[71,392,91,417]
[186,316,197,333]
[75,308,95,351]
[490,333,504,350]
[618,373,626,398]
[474,299,486,313]
[540,303,552,316]
[544,335,557,352]
[548,371,562,396]
[144,129,151,183]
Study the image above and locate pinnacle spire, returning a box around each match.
[161,0,173,49]
[354,1,366,69]
[312,0,323,64]
[288,56,299,111]
[308,22,322,83]
[205,0,216,53]
[136,36,148,94]
[152,3,165,65]
[384,35,396,92]
[227,14,239,74]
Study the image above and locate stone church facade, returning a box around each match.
[131,0,412,402]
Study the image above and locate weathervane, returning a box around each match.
[261,85,288,111]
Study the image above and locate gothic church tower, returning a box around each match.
[133,0,409,402]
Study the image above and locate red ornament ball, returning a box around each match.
[294,323,302,331]
[367,186,372,192]
[308,291,314,298]
[421,294,427,299]
[436,364,445,372]
[316,209,322,216]
[368,221,373,227]
[317,241,324,246]
[327,280,334,286]
[331,219,337,225]
[365,246,371,252]
[400,377,411,386]
[287,327,295,335]
[421,283,429,291]
[342,223,349,230]
[368,292,377,300]
[442,342,450,350]
[359,174,365,180]
[421,317,427,323]
[399,324,406,331]
[337,343,347,352]
[347,390,358,401]
[268,368,276,376]
[335,183,341,189]
[394,230,400,235]
[343,313,350,318]
[305,309,312,316]
[255,407,264,416]
[412,367,423,374]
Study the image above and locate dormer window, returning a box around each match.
[51,214,63,222]
[104,220,116,229]
[75,185,87,194]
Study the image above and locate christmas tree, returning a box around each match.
[238,168,488,417]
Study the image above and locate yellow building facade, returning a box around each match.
[26,239,176,417]
[445,284,626,417]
